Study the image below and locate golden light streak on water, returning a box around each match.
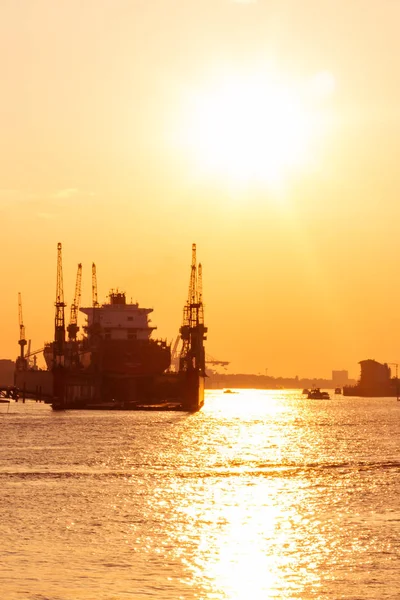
[188,480,289,599]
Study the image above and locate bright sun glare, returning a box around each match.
[177,68,334,188]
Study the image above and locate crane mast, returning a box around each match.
[54,242,66,365]
[92,263,98,308]
[67,263,82,341]
[16,292,27,371]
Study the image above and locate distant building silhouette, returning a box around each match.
[332,370,349,386]
[343,359,397,396]
[359,359,391,391]
[0,359,16,386]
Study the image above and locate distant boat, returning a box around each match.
[308,388,330,400]
[334,387,341,394]
[223,389,237,394]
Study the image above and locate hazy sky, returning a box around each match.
[1,0,400,378]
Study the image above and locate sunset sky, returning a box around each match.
[1,0,400,379]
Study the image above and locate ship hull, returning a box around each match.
[98,339,171,376]
[45,338,171,376]
[51,369,205,412]
[343,385,400,397]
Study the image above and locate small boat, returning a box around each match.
[334,387,341,394]
[307,388,330,400]
[223,389,237,394]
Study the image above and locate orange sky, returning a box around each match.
[1,0,400,379]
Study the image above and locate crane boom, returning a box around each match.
[189,242,197,306]
[198,262,204,326]
[18,292,26,342]
[71,263,82,325]
[92,263,98,307]
[67,263,82,341]
[26,339,31,367]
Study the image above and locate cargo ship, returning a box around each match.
[15,243,207,411]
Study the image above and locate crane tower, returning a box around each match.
[54,242,66,366]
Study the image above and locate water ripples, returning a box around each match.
[1,392,400,599]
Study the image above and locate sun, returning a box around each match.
[176,68,333,188]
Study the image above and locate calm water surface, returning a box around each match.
[1,390,399,599]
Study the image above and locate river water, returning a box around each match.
[1,389,399,599]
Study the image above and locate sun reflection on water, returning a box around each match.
[181,475,315,599]
[171,390,315,598]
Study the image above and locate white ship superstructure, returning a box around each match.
[80,291,156,341]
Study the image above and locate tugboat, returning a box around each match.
[307,388,330,400]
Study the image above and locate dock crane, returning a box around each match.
[16,292,27,371]
[179,243,207,375]
[67,263,82,341]
[53,242,66,366]
[171,261,205,372]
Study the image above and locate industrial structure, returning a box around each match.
[343,359,399,397]
[14,243,207,411]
